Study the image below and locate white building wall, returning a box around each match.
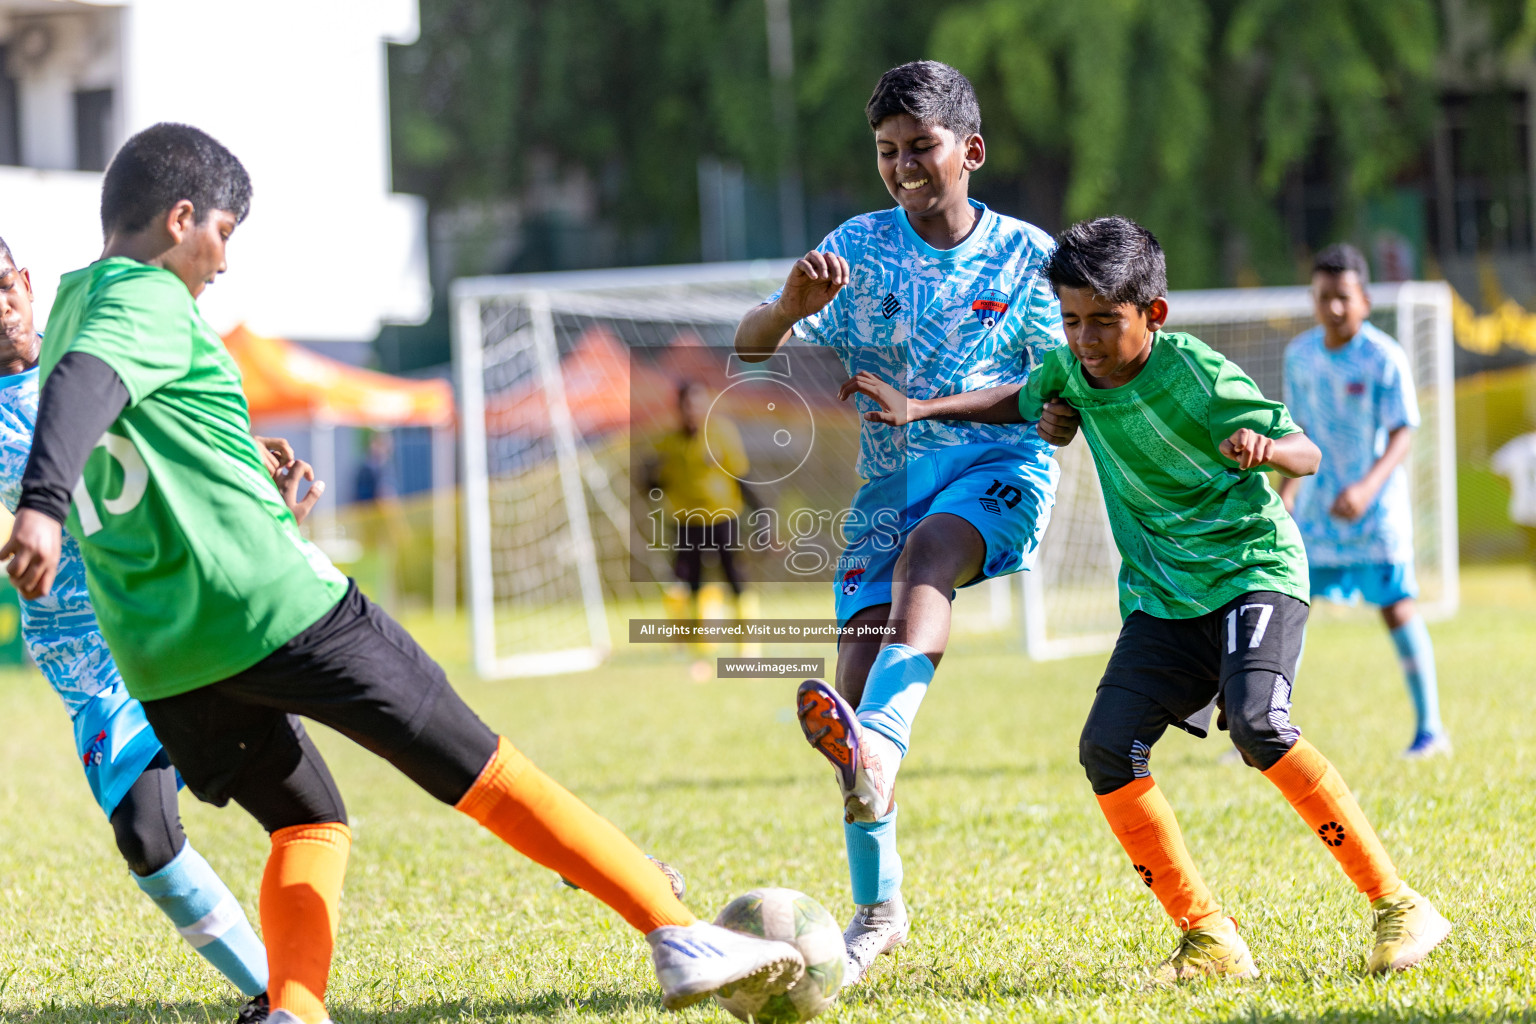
[0,0,428,342]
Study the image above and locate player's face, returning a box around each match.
[1057,285,1168,388]
[1311,270,1370,347]
[166,208,240,299]
[679,386,710,432]
[874,115,983,221]
[0,260,39,368]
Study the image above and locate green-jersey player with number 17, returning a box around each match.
[3,123,804,1024]
[845,216,1452,982]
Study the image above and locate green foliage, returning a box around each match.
[391,1,1525,283]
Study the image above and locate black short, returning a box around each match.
[1097,591,1308,738]
[141,581,498,830]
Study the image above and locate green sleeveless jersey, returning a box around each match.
[40,258,347,699]
[1019,331,1309,619]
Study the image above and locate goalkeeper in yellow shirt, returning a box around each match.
[647,381,761,664]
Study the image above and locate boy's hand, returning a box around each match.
[1037,398,1080,446]
[275,459,326,525]
[1330,481,1375,521]
[776,250,849,322]
[839,371,919,425]
[254,435,296,475]
[1,508,62,600]
[1220,428,1275,470]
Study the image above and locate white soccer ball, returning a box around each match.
[713,887,845,1023]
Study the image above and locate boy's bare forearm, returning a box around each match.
[1360,425,1413,493]
[734,301,796,362]
[912,384,1025,424]
[1268,432,1322,478]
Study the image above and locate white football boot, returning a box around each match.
[843,892,909,986]
[265,1012,332,1024]
[647,920,805,1010]
[796,679,899,823]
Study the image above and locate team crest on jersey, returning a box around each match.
[970,288,1009,329]
[1346,381,1366,396]
[81,729,107,768]
[840,566,866,596]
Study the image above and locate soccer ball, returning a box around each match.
[713,887,845,1023]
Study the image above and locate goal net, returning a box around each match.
[454,268,1458,676]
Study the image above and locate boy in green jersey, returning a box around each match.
[0,124,804,1024]
[843,216,1451,979]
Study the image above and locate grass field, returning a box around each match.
[2,566,1535,1023]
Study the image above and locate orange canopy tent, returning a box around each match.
[221,324,457,613]
[223,323,454,428]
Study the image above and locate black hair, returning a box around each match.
[866,61,981,139]
[100,123,252,237]
[0,235,13,269]
[1312,242,1370,285]
[1046,216,1167,307]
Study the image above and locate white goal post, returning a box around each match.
[453,267,1458,677]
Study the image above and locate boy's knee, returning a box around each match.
[1224,671,1299,772]
[1079,720,1141,796]
[111,809,184,877]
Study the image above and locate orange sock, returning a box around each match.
[456,736,694,933]
[1262,737,1400,901]
[261,822,351,1024]
[1097,777,1223,930]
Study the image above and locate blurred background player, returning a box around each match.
[860,216,1452,980]
[1492,430,1536,572]
[0,234,275,1022]
[2,123,803,1024]
[734,61,1075,984]
[1279,244,1449,759]
[644,380,761,672]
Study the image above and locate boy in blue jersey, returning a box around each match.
[734,61,1079,984]
[0,236,282,1020]
[1278,244,1449,758]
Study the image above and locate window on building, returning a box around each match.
[74,87,112,172]
[0,46,20,166]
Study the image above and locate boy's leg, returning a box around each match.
[141,694,351,1024]
[1219,592,1451,972]
[1080,612,1258,980]
[214,583,802,1008]
[110,751,269,1000]
[1381,594,1447,755]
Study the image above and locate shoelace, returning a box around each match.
[1373,897,1415,943]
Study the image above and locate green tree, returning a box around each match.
[932,0,1440,286]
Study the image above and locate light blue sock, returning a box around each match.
[1390,616,1443,738]
[855,644,935,757]
[133,842,268,997]
[845,805,902,905]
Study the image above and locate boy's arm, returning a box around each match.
[837,371,1081,445]
[3,353,130,598]
[1220,428,1320,477]
[734,249,849,362]
[1331,424,1412,521]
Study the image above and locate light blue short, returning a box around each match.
[833,443,1058,625]
[1310,561,1418,608]
[73,683,166,817]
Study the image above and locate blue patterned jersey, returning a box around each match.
[1282,322,1419,566]
[769,201,1063,480]
[0,365,127,716]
